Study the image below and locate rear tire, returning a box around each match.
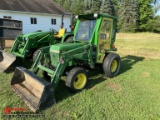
[65,36,73,43]
[66,67,88,92]
[103,53,121,78]
[33,49,40,62]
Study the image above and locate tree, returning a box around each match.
[110,0,119,16]
[100,0,114,15]
[63,0,72,11]
[70,0,84,14]
[54,0,64,6]
[90,0,101,13]
[83,0,92,14]
[54,0,156,32]
[151,16,160,32]
[118,0,139,32]
[138,0,154,31]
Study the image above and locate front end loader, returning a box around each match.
[0,51,16,72]
[10,14,121,112]
[0,31,56,72]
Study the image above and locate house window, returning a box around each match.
[3,16,12,19]
[51,19,56,25]
[30,18,37,24]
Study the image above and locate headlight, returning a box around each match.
[75,15,78,19]
[94,13,98,17]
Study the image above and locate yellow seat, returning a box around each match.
[55,28,65,38]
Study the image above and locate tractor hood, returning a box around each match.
[50,42,87,51]
[21,31,52,38]
[50,42,87,67]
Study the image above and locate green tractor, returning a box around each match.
[10,13,121,112]
[11,31,55,59]
[0,14,74,72]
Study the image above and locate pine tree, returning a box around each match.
[138,0,154,31]
[118,0,139,32]
[90,0,101,13]
[100,0,114,15]
[152,16,160,32]
[63,0,72,11]
[70,0,84,14]
[84,0,92,14]
[111,0,120,16]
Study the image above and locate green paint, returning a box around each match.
[32,13,118,89]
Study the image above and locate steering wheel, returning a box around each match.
[50,28,58,33]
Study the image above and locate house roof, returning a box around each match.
[0,0,69,14]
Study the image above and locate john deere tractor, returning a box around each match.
[10,13,121,112]
[0,14,74,72]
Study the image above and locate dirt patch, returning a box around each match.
[106,82,122,91]
[141,72,150,78]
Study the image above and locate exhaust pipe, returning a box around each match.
[0,50,16,72]
[11,67,56,112]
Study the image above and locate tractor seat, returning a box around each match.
[55,28,65,38]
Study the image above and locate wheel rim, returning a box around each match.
[73,73,86,89]
[111,60,118,72]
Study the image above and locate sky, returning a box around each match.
[155,0,160,15]
[156,10,160,15]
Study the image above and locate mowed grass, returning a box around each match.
[0,33,160,120]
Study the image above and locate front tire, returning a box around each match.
[66,67,88,92]
[103,53,121,78]
[33,49,40,62]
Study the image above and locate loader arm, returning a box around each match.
[11,36,21,52]
[32,43,94,89]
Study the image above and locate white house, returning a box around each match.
[0,0,71,34]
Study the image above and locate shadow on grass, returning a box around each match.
[41,71,106,112]
[11,55,144,112]
[55,65,105,103]
[86,67,106,89]
[119,55,145,75]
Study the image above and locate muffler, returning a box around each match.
[11,67,56,112]
[0,50,16,72]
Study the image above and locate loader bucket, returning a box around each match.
[11,67,56,112]
[0,51,16,72]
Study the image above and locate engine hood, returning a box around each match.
[21,31,52,38]
[50,42,87,51]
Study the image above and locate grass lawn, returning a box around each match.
[0,33,160,120]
